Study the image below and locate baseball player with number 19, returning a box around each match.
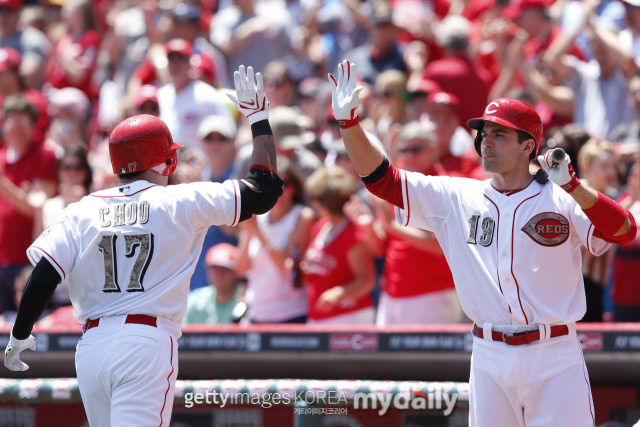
[331,60,637,426]
[3,65,283,427]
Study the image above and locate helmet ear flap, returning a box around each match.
[474,124,484,156]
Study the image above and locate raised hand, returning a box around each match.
[537,148,581,193]
[328,60,363,129]
[226,65,269,125]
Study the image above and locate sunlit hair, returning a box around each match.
[306,167,356,215]
[577,139,616,177]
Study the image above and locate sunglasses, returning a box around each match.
[203,134,231,143]
[398,146,425,155]
[167,53,188,63]
[374,91,394,99]
[61,164,83,171]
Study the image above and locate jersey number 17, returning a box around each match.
[97,233,155,293]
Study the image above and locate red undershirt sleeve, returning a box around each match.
[361,158,404,209]
[585,192,637,245]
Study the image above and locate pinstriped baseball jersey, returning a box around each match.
[26,179,240,332]
[393,172,610,326]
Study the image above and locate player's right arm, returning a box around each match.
[226,65,283,222]
[329,60,451,231]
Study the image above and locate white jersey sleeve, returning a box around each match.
[165,180,241,233]
[565,195,611,256]
[27,207,80,280]
[393,170,457,232]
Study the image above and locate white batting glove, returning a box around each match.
[4,333,36,371]
[537,149,581,193]
[328,60,363,129]
[226,65,269,125]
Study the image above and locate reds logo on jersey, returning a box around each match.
[521,212,570,246]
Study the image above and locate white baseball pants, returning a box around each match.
[75,315,179,427]
[469,325,594,427]
[376,289,464,326]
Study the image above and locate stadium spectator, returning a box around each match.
[183,243,245,325]
[262,60,297,108]
[619,0,640,67]
[234,106,322,179]
[237,157,315,323]
[0,47,49,144]
[345,123,463,324]
[169,2,230,89]
[302,167,375,324]
[0,95,57,313]
[345,0,406,84]
[0,265,30,324]
[577,140,619,322]
[46,0,99,99]
[44,87,89,157]
[544,1,635,138]
[157,38,231,149]
[423,15,491,128]
[609,71,640,146]
[131,84,160,117]
[0,0,48,88]
[423,92,477,174]
[612,160,640,321]
[370,70,409,136]
[189,114,241,291]
[210,0,294,77]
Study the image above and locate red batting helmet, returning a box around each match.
[467,98,543,157]
[109,115,184,176]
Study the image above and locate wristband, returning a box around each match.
[337,116,360,129]
[251,120,272,139]
[560,162,580,193]
[250,164,275,174]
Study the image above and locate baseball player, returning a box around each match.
[330,60,637,426]
[3,65,283,427]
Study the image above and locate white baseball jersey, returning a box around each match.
[26,179,241,337]
[393,172,611,327]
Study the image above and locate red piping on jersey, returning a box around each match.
[483,195,511,313]
[576,336,595,426]
[90,185,158,198]
[587,223,593,254]
[511,192,542,325]
[159,336,174,427]
[403,170,411,226]
[232,180,238,226]
[29,246,65,279]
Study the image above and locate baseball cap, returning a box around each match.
[198,114,238,140]
[502,0,552,21]
[172,2,201,22]
[427,91,460,108]
[133,85,159,108]
[164,38,193,58]
[408,78,442,95]
[370,0,394,26]
[205,243,238,270]
[0,0,21,11]
[189,53,216,82]
[0,47,21,73]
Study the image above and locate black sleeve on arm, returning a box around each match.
[360,157,389,184]
[12,257,61,340]
[238,168,285,222]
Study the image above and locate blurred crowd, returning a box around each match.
[0,0,639,328]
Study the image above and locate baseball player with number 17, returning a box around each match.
[3,65,283,427]
[331,60,637,426]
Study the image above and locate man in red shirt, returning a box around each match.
[502,0,586,62]
[0,47,50,144]
[423,16,492,128]
[345,122,463,324]
[0,95,57,313]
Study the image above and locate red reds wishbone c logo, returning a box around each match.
[522,212,570,246]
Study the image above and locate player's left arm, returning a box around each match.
[539,150,637,245]
[226,65,283,222]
